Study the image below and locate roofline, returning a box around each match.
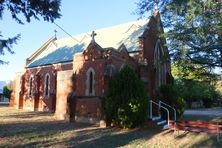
[26,35,57,63]
[26,60,73,69]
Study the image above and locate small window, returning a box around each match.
[44,74,50,98]
[89,71,93,94]
[85,67,95,96]
[28,76,33,97]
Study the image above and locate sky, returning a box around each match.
[0,0,143,82]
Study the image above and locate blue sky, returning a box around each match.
[0,0,143,82]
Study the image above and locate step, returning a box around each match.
[150,116,161,121]
[163,124,170,129]
[157,120,167,125]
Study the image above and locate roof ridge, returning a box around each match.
[27,19,150,68]
[26,36,57,63]
[56,19,149,42]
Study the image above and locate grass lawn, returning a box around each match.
[0,105,222,147]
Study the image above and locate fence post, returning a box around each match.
[217,122,220,142]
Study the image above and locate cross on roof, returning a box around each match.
[154,0,159,12]
[91,31,97,42]
[54,29,57,38]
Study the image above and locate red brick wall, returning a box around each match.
[140,15,172,100]
[75,97,102,118]
[142,17,160,99]
[73,44,136,97]
[55,70,73,120]
[21,62,72,111]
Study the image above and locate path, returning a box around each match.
[184,108,222,116]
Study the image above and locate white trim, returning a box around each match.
[44,73,50,98]
[85,67,95,96]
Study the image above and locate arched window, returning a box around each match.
[89,71,93,94]
[85,67,95,96]
[28,76,33,97]
[44,74,50,98]
[154,39,167,89]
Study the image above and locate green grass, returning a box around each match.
[0,105,222,147]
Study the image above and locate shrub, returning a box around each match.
[177,80,218,108]
[104,65,149,128]
[159,85,186,119]
[3,85,12,99]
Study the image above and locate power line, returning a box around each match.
[53,22,79,43]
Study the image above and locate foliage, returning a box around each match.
[175,80,219,108]
[136,0,222,70]
[3,82,12,99]
[0,0,61,64]
[104,65,149,128]
[158,84,186,118]
[171,58,221,108]
[171,63,218,82]
[215,80,222,99]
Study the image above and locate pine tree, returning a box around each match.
[0,0,61,64]
[104,66,149,128]
[136,0,222,70]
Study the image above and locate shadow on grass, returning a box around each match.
[0,106,162,147]
[1,111,54,119]
[3,106,222,147]
[0,120,91,138]
[175,131,190,139]
[26,127,162,148]
[191,135,222,147]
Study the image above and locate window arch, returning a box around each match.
[44,73,50,98]
[154,39,167,89]
[85,67,95,96]
[28,76,33,97]
[89,71,93,94]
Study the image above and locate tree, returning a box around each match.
[158,84,185,118]
[136,0,222,70]
[104,66,149,128]
[0,0,61,64]
[3,83,12,99]
[171,62,218,82]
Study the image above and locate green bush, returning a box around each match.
[104,65,149,128]
[159,85,186,119]
[176,80,218,108]
[3,85,12,99]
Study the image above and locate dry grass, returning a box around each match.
[0,105,221,147]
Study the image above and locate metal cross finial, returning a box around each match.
[54,29,57,38]
[91,31,97,42]
[154,0,159,12]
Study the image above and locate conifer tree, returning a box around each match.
[137,0,222,70]
[0,0,61,64]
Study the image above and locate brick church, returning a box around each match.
[10,12,172,124]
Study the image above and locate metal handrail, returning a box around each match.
[159,100,177,121]
[150,100,170,127]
